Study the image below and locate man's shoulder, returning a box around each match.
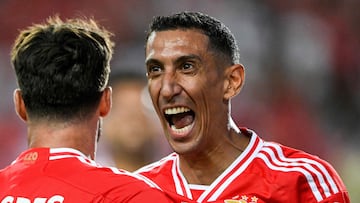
[135,153,177,177]
[0,155,163,201]
[254,141,349,202]
[258,141,334,166]
[36,149,158,191]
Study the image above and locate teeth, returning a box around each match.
[165,107,190,115]
[165,107,194,135]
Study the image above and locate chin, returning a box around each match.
[168,139,200,155]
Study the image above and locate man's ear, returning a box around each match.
[224,64,245,100]
[14,89,27,122]
[99,87,112,117]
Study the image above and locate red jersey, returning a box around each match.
[135,129,350,203]
[0,147,172,203]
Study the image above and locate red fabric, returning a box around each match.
[136,129,350,203]
[0,148,172,203]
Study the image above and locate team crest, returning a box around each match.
[224,195,258,203]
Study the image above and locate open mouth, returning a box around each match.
[164,107,195,135]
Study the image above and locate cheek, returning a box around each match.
[192,77,223,100]
[147,80,158,100]
[148,81,162,111]
[195,80,225,117]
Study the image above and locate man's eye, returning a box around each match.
[182,63,193,70]
[147,65,162,77]
[150,66,161,72]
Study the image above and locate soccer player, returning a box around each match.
[0,16,172,202]
[135,11,350,202]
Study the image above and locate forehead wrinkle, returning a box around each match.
[147,30,207,55]
[160,39,197,60]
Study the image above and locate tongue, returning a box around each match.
[171,112,194,129]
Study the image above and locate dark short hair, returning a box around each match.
[11,15,114,121]
[146,11,240,65]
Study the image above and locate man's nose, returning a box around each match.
[160,71,181,102]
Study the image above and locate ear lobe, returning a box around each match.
[99,87,112,117]
[224,64,245,100]
[14,89,28,122]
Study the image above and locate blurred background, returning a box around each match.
[0,0,358,201]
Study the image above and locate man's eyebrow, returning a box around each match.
[145,58,161,66]
[173,54,202,66]
[145,54,202,66]
[176,54,201,63]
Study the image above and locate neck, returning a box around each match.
[179,128,250,185]
[27,118,98,160]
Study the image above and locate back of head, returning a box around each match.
[146,11,240,65]
[11,16,114,122]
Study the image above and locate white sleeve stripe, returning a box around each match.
[262,147,331,197]
[264,143,339,194]
[258,153,323,202]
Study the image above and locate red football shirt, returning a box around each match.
[136,128,350,203]
[0,148,172,203]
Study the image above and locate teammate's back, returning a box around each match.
[0,148,170,202]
